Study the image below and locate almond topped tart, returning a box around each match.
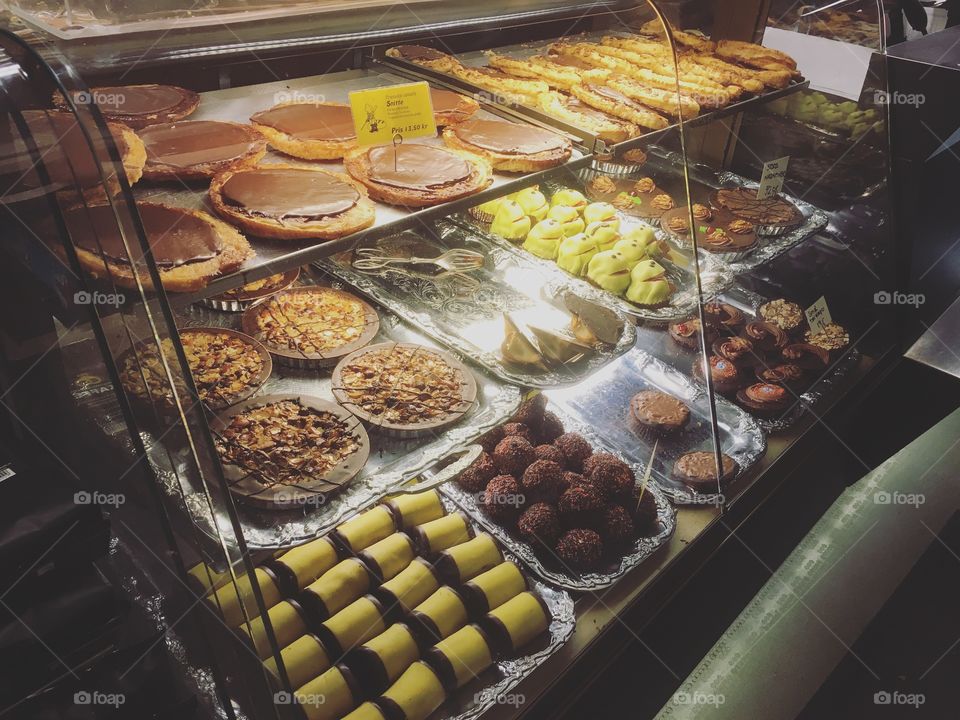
[119,328,271,413]
[343,143,492,208]
[54,84,200,129]
[331,342,478,438]
[64,201,253,292]
[210,164,375,240]
[250,101,357,160]
[138,120,266,182]
[442,117,572,172]
[203,267,300,312]
[241,286,379,368]
[214,395,370,510]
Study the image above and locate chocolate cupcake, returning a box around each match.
[553,432,593,472]
[492,435,536,477]
[538,411,565,444]
[457,452,497,493]
[743,321,787,352]
[669,317,716,350]
[483,475,525,523]
[555,528,603,571]
[520,460,565,503]
[692,355,742,396]
[756,363,806,391]
[557,484,604,528]
[712,336,757,368]
[758,299,805,334]
[597,505,635,549]
[672,451,738,491]
[517,503,561,549]
[502,422,535,444]
[584,454,634,499]
[533,444,565,466]
[702,302,744,332]
[781,343,830,372]
[736,383,793,417]
[629,389,691,436]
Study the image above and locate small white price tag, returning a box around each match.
[805,296,833,334]
[757,156,790,200]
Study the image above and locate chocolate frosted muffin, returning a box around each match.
[736,383,792,417]
[458,452,497,493]
[483,475,525,522]
[502,422,534,444]
[520,460,565,503]
[555,528,603,571]
[758,299,804,334]
[557,484,604,528]
[692,355,741,396]
[492,436,536,477]
[553,432,593,472]
[629,390,691,436]
[517,503,560,549]
[756,363,806,391]
[712,336,757,367]
[743,320,787,352]
[533,444,565,466]
[672,451,738,490]
[538,412,565,444]
[584,453,634,499]
[669,317,716,350]
[781,343,829,372]
[597,505,635,548]
[702,302,744,332]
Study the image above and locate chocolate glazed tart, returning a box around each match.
[139,120,266,182]
[430,88,479,127]
[343,143,493,208]
[209,164,375,240]
[64,201,253,292]
[442,118,571,172]
[55,84,200,129]
[250,101,357,160]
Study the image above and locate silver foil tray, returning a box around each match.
[546,349,768,506]
[442,406,676,591]
[316,221,638,388]
[149,277,521,551]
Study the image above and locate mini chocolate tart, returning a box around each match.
[442,118,571,172]
[702,302,745,332]
[781,342,830,372]
[668,318,717,350]
[343,143,493,208]
[430,87,479,127]
[629,389,691,436]
[743,320,788,352]
[692,355,742,396]
[250,101,357,160]
[66,201,252,293]
[736,382,793,417]
[672,451,739,490]
[56,84,199,129]
[712,336,759,368]
[139,120,266,181]
[756,362,807,392]
[711,187,804,236]
[211,164,375,240]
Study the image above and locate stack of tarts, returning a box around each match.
[456,395,664,574]
[668,298,851,421]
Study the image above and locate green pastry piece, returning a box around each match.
[612,237,649,268]
[550,188,588,211]
[513,187,549,222]
[490,200,532,242]
[523,218,565,259]
[583,202,619,228]
[586,249,632,295]
[583,220,620,251]
[547,205,586,237]
[630,259,667,283]
[625,259,673,306]
[556,233,600,276]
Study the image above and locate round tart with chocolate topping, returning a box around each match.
[442,118,571,172]
[65,201,253,292]
[250,102,357,160]
[139,120,266,181]
[711,187,803,235]
[629,389,691,436]
[736,382,792,417]
[673,451,738,490]
[210,164,375,240]
[385,45,459,72]
[344,143,492,208]
[430,88,479,127]
[55,84,200,129]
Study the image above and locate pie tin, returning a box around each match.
[201,267,300,312]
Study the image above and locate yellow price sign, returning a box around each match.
[349,82,437,147]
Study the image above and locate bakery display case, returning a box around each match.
[0,1,898,718]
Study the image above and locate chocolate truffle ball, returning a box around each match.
[520,460,565,503]
[517,503,560,549]
[479,425,505,454]
[538,411,565,444]
[562,471,588,494]
[503,422,535,445]
[492,436,536,477]
[598,505,635,548]
[483,475,525,523]
[511,393,547,429]
[534,444,566,466]
[556,528,603,571]
[457,452,497,493]
[586,454,634,500]
[557,483,604,528]
[624,486,660,535]
[554,432,593,472]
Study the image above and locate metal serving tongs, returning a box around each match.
[352,247,485,292]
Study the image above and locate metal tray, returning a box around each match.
[546,349,767,506]
[316,221,639,388]
[441,406,677,591]
[148,276,522,550]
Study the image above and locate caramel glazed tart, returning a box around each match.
[138,120,267,182]
[441,117,572,172]
[343,143,493,208]
[53,84,200,130]
[65,202,253,293]
[209,164,376,241]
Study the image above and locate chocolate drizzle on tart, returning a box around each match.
[711,187,803,229]
[391,45,450,62]
[368,144,470,191]
[450,118,566,155]
[221,167,360,221]
[140,120,263,171]
[250,103,356,141]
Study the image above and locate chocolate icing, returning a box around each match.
[674,451,736,484]
[141,121,258,168]
[452,119,564,155]
[251,104,356,142]
[368,145,470,191]
[85,85,186,115]
[221,167,359,220]
[430,89,464,114]
[394,45,448,61]
[631,390,689,427]
[546,53,594,70]
[68,203,221,267]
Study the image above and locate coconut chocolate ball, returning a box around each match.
[511,393,547,429]
[598,505,635,548]
[483,475,525,523]
[457,452,497,493]
[503,422,535,445]
[557,483,604,528]
[623,485,659,535]
[586,454,634,499]
[556,528,603,571]
[520,460,565,503]
[538,411,565,444]
[554,432,593,472]
[534,444,566,466]
[492,435,536,477]
[517,502,560,549]
[479,425,505,454]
